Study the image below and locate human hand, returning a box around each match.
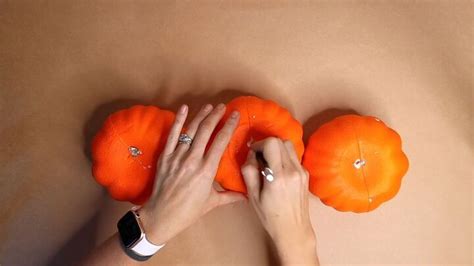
[241,137,319,265]
[139,103,245,245]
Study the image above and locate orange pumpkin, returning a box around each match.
[210,96,305,193]
[302,115,409,213]
[91,105,175,205]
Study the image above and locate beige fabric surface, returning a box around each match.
[0,1,472,265]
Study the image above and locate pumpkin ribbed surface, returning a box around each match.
[303,115,409,213]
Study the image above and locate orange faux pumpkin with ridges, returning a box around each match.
[91,105,175,205]
[302,115,409,213]
[209,96,305,193]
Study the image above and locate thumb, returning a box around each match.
[214,190,246,207]
[204,189,246,213]
[241,149,261,200]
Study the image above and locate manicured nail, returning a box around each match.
[203,104,212,112]
[180,104,188,114]
[231,110,240,118]
[217,103,225,110]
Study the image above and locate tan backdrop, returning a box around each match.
[0,1,472,265]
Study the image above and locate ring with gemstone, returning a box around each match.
[178,133,193,145]
[261,167,275,182]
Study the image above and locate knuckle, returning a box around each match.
[300,168,310,179]
[303,174,309,184]
[266,137,281,148]
[211,140,225,153]
[267,136,279,143]
[206,157,222,169]
[284,140,294,148]
[225,116,238,126]
[178,164,193,174]
[214,132,231,145]
[241,164,255,175]
[207,110,221,120]
[240,164,250,172]
[214,131,228,142]
[222,122,236,132]
[169,160,181,172]
[183,153,199,165]
[176,113,186,123]
[201,161,214,172]
[211,144,226,157]
[272,176,285,186]
[195,114,208,124]
[285,169,301,180]
[289,172,300,180]
[304,169,310,178]
[200,120,215,130]
[203,127,215,137]
[198,108,209,116]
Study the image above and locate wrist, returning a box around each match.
[272,222,316,246]
[272,227,318,265]
[137,207,173,245]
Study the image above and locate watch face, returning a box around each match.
[117,211,142,248]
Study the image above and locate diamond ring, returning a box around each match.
[178,133,193,145]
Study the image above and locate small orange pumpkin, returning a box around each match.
[210,96,305,193]
[91,105,175,205]
[302,115,409,213]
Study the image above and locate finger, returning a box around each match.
[162,104,188,156]
[283,140,301,166]
[241,150,262,200]
[174,103,213,156]
[188,103,227,157]
[183,103,214,138]
[250,137,283,172]
[204,110,240,169]
[278,139,296,170]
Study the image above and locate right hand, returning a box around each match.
[241,137,319,265]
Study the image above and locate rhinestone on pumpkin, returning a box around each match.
[353,158,366,169]
[128,146,142,157]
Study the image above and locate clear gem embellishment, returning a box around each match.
[128,146,142,157]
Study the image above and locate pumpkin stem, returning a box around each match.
[353,159,366,169]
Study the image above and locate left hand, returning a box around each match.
[139,103,245,245]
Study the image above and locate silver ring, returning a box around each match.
[178,133,193,145]
[261,167,275,182]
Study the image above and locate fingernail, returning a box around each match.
[203,104,212,112]
[231,110,239,118]
[180,104,188,114]
[217,103,225,110]
[246,137,254,147]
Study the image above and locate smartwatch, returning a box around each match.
[117,207,165,257]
